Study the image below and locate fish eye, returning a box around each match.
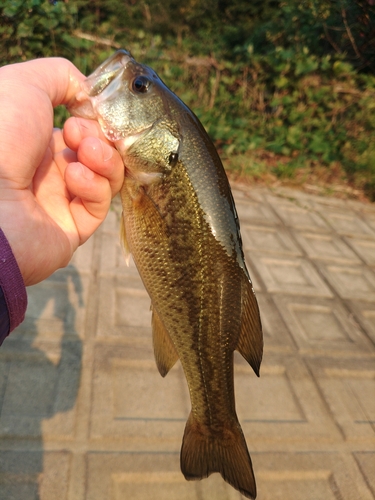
[168,152,179,167]
[132,76,151,93]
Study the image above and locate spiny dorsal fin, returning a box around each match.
[151,305,179,377]
[236,275,263,377]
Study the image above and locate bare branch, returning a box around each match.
[341,8,362,59]
[73,30,121,49]
[323,22,342,54]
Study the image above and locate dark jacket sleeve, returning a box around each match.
[0,286,10,345]
[0,228,28,345]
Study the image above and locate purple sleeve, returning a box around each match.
[0,228,28,345]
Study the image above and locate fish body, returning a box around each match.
[68,50,263,499]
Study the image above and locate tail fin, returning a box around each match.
[180,413,257,499]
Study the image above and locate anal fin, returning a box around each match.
[151,305,179,377]
[236,275,263,377]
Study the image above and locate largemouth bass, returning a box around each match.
[68,50,263,499]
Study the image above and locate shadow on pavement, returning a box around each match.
[0,264,83,499]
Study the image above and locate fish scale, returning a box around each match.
[68,49,263,499]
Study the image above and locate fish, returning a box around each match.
[68,49,263,499]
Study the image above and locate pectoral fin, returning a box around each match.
[151,305,179,377]
[236,275,263,377]
[120,214,131,266]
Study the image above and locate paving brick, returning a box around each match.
[98,232,137,277]
[317,263,375,301]
[235,353,341,450]
[90,350,341,453]
[0,341,81,439]
[10,269,89,344]
[272,187,347,209]
[255,293,296,353]
[345,236,375,266]
[244,261,263,293]
[2,185,375,500]
[0,451,71,500]
[68,236,95,272]
[273,295,374,355]
[96,276,152,342]
[89,345,188,449]
[361,211,375,234]
[347,300,375,345]
[293,231,361,264]
[253,452,374,500]
[103,205,122,233]
[313,206,375,238]
[249,254,333,297]
[306,358,375,445]
[234,198,280,227]
[232,185,268,204]
[265,196,330,232]
[84,450,375,500]
[354,452,375,498]
[85,452,240,500]
[241,225,302,256]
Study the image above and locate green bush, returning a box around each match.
[2,0,375,198]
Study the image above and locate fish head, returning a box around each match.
[68,49,173,145]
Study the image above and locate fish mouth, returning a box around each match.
[68,49,155,163]
[68,50,133,117]
[82,50,133,99]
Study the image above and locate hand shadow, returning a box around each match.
[0,264,83,499]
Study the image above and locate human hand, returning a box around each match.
[0,58,124,286]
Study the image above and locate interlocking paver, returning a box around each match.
[347,300,375,345]
[0,451,71,500]
[345,236,375,266]
[249,253,334,297]
[253,451,374,500]
[306,358,375,445]
[1,184,375,500]
[255,293,296,353]
[273,295,374,355]
[293,231,361,264]
[234,199,281,227]
[241,224,302,257]
[311,204,375,238]
[265,196,331,232]
[90,349,188,448]
[354,452,375,497]
[85,452,243,500]
[237,353,342,451]
[96,276,152,340]
[317,262,375,301]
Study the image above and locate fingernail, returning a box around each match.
[101,141,113,162]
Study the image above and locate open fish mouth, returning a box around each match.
[81,50,132,98]
[68,49,156,144]
[68,50,132,119]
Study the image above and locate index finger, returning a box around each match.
[0,57,86,107]
[63,117,115,152]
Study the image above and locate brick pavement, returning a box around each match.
[0,184,374,499]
